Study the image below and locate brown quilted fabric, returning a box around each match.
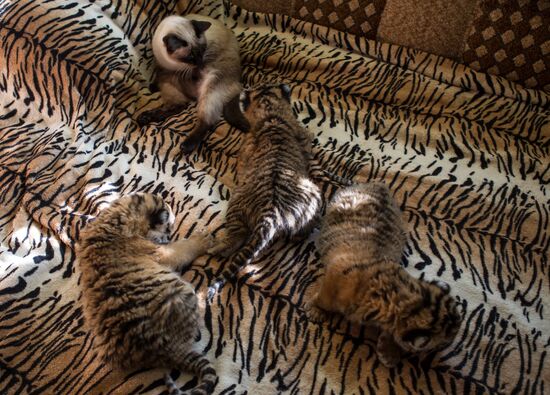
[462,0,550,92]
[293,0,387,39]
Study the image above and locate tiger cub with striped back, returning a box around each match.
[206,84,322,300]
[76,193,217,395]
[305,182,462,367]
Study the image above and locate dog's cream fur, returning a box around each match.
[140,15,248,153]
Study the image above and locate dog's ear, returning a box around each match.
[191,20,211,36]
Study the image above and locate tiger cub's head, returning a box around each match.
[96,193,175,244]
[239,84,292,129]
[393,280,462,354]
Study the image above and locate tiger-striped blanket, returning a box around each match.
[0,0,548,394]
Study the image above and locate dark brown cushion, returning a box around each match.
[229,0,293,16]
[292,0,387,39]
[229,0,386,39]
[377,0,478,60]
[462,0,550,92]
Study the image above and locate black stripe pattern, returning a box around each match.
[0,0,548,394]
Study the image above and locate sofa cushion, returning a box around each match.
[462,0,550,92]
[377,0,478,59]
[293,0,386,39]
[231,0,386,39]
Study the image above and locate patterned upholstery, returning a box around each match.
[462,0,550,91]
[293,0,387,38]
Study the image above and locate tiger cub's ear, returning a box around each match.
[239,90,251,112]
[279,84,291,102]
[402,328,431,350]
[150,208,171,227]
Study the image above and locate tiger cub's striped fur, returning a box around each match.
[76,193,217,395]
[305,183,462,367]
[207,84,322,300]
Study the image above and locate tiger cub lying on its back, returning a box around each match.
[77,193,217,395]
[206,84,322,300]
[305,183,462,367]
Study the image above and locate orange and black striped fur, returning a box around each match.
[305,183,462,367]
[206,84,322,300]
[76,193,217,395]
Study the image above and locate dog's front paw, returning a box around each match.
[137,111,164,126]
[181,137,200,154]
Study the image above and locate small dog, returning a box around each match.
[138,15,249,153]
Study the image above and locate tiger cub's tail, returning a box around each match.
[321,170,354,186]
[165,350,217,395]
[309,165,355,187]
[207,219,276,301]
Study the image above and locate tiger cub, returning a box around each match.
[206,84,322,300]
[305,182,462,367]
[76,193,217,394]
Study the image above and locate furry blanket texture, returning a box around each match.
[0,0,548,394]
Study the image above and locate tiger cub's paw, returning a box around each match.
[195,232,215,250]
[207,243,222,257]
[376,331,402,368]
[186,233,215,257]
[304,301,329,323]
[207,237,232,257]
[376,350,401,368]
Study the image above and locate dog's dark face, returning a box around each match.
[163,19,210,66]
